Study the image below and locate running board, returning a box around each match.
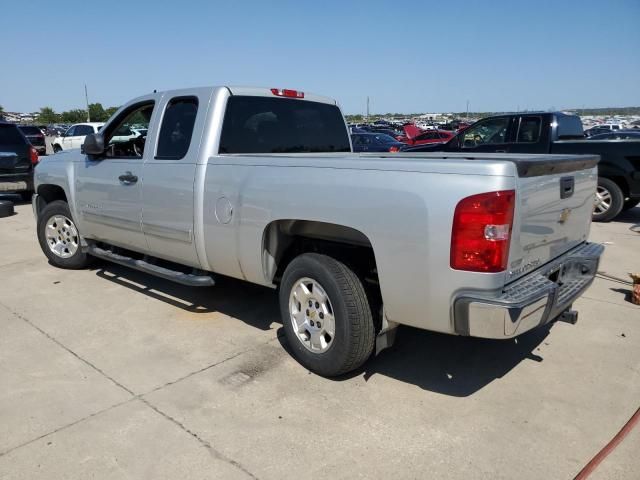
[87,245,215,287]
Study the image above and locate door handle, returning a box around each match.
[495,150,506,153]
[118,171,138,185]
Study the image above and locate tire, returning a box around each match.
[0,200,14,218]
[37,200,92,269]
[593,178,624,222]
[53,144,62,153]
[622,199,639,211]
[279,253,375,377]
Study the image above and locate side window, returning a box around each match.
[156,97,198,160]
[65,126,76,136]
[103,102,155,159]
[75,125,94,136]
[516,117,541,143]
[461,118,509,148]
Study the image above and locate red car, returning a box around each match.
[397,124,454,146]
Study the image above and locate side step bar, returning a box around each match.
[87,245,215,287]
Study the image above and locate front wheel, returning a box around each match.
[52,144,62,153]
[593,178,624,222]
[279,253,375,377]
[37,200,92,269]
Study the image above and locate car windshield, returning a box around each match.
[19,126,42,135]
[373,134,397,143]
[0,124,26,145]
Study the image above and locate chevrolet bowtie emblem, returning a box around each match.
[559,208,572,224]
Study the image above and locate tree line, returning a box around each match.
[0,103,120,124]
[34,103,120,124]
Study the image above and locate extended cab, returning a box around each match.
[403,112,640,221]
[33,87,603,376]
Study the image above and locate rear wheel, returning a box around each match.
[37,200,92,269]
[279,253,375,377]
[593,178,624,222]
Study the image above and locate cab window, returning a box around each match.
[155,97,198,160]
[516,117,541,143]
[103,102,154,158]
[461,117,509,147]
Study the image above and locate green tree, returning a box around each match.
[88,103,108,122]
[105,106,119,119]
[61,109,88,123]
[0,104,4,115]
[37,106,59,124]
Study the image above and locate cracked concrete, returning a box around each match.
[0,199,638,479]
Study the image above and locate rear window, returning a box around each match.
[0,124,26,145]
[556,115,584,138]
[18,126,42,135]
[219,96,350,154]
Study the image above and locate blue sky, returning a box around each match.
[1,0,639,114]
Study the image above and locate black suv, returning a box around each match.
[18,125,46,155]
[0,122,39,201]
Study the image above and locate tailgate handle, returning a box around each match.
[560,176,574,199]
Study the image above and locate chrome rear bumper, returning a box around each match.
[454,242,604,339]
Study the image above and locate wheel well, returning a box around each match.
[263,220,383,329]
[601,175,629,198]
[263,220,374,279]
[36,184,68,214]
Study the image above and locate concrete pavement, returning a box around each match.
[0,199,638,479]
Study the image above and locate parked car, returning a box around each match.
[398,125,454,146]
[402,112,640,221]
[0,121,39,200]
[33,86,602,377]
[351,133,405,152]
[51,123,104,152]
[18,125,47,155]
[587,130,640,141]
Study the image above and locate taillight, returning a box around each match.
[270,88,304,98]
[450,190,515,273]
[30,146,39,165]
[388,146,400,152]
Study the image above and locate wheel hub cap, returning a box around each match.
[289,278,336,353]
[45,214,79,258]
[594,186,612,214]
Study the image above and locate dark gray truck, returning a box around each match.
[404,112,640,221]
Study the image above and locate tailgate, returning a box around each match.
[507,155,599,283]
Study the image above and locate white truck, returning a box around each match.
[33,86,603,376]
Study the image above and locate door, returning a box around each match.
[74,101,156,252]
[72,124,95,149]
[458,116,514,153]
[61,126,76,150]
[141,94,204,267]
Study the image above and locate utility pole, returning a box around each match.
[466,99,469,119]
[85,84,90,121]
[366,96,370,120]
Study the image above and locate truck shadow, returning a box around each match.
[93,263,279,331]
[354,325,550,397]
[93,261,550,397]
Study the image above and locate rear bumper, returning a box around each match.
[0,179,32,193]
[453,242,604,339]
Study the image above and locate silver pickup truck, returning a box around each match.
[33,86,603,376]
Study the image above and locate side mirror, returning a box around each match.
[83,133,105,156]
